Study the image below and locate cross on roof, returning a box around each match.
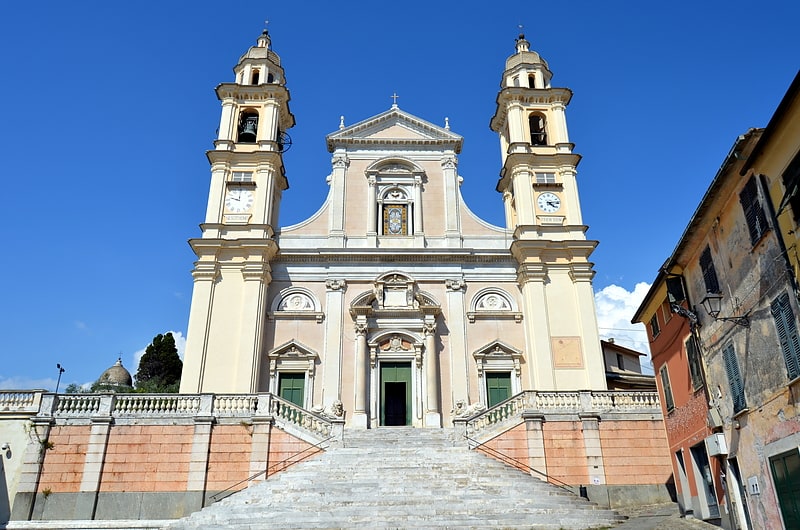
[391,93,399,107]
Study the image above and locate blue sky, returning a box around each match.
[1,1,797,389]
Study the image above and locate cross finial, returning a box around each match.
[265,19,269,30]
[391,92,399,108]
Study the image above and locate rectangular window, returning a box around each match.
[535,172,556,184]
[771,292,800,381]
[699,246,721,294]
[739,176,769,245]
[659,365,675,411]
[232,171,253,182]
[685,335,705,389]
[616,353,625,371]
[650,313,661,339]
[723,343,746,413]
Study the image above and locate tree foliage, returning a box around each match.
[135,332,183,393]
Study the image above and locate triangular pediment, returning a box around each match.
[327,107,462,153]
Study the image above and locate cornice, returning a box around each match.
[273,248,514,265]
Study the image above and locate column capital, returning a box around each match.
[569,264,595,282]
[192,262,219,282]
[355,321,368,336]
[445,278,466,292]
[332,152,349,169]
[325,278,347,291]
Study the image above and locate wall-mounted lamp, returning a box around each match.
[700,292,750,328]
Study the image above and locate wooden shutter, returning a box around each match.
[771,292,800,380]
[699,247,720,294]
[659,366,674,411]
[723,344,746,413]
[739,176,769,245]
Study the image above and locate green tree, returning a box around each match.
[135,332,183,393]
[64,383,90,394]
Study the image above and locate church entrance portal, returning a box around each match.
[380,362,412,426]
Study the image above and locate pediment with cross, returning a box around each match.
[326,107,463,152]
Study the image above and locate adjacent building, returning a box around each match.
[634,71,800,529]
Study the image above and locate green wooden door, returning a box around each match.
[380,362,412,426]
[486,372,512,408]
[278,372,305,407]
[771,450,800,528]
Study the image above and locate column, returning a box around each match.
[352,320,369,428]
[366,175,377,243]
[321,279,346,409]
[424,319,441,427]
[413,175,424,242]
[216,99,236,145]
[580,413,606,487]
[441,155,461,244]
[329,152,349,245]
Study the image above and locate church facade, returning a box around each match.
[180,30,608,430]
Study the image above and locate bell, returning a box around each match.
[238,115,258,142]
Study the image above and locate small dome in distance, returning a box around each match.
[96,358,133,390]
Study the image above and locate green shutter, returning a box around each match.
[771,292,800,380]
[723,344,746,413]
[659,366,674,411]
[278,373,305,407]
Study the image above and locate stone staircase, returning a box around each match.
[165,427,625,529]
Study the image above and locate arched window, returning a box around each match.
[237,110,259,143]
[267,72,275,83]
[251,69,260,85]
[528,74,537,88]
[529,113,547,146]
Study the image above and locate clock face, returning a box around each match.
[537,192,561,213]
[225,188,254,213]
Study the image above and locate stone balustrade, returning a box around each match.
[0,390,42,414]
[462,390,662,440]
[10,392,339,445]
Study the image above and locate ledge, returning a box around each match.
[467,311,523,323]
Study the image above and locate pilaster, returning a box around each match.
[352,319,369,429]
[75,395,114,519]
[424,318,441,427]
[322,279,346,408]
[523,412,547,477]
[445,279,469,409]
[579,413,606,486]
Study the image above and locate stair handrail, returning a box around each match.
[464,434,575,494]
[270,394,336,439]
[208,435,333,503]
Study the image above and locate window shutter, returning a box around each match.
[739,177,769,245]
[771,292,800,380]
[659,366,674,411]
[700,247,720,294]
[723,344,746,413]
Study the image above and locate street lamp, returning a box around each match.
[700,292,750,328]
[55,364,65,393]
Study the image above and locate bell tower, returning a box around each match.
[491,34,606,390]
[180,29,295,393]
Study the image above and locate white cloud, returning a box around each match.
[594,282,653,373]
[0,376,58,391]
[132,330,187,370]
